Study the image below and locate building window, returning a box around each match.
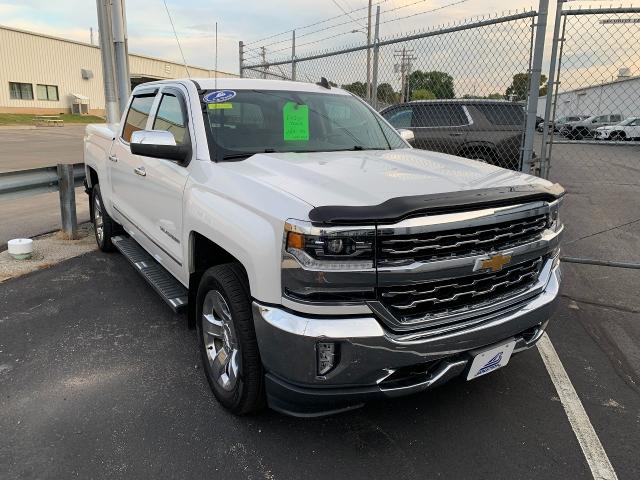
[36,84,59,101]
[9,82,33,100]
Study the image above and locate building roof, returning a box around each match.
[559,74,640,95]
[0,24,236,77]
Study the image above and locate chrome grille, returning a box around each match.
[377,214,547,266]
[378,257,543,324]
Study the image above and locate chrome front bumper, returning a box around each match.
[253,263,561,417]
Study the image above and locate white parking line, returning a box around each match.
[537,333,618,480]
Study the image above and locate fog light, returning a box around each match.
[317,342,336,376]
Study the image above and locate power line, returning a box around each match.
[244,0,390,46]
[331,0,367,29]
[244,0,433,54]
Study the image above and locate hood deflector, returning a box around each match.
[308,183,565,225]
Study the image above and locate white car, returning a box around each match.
[83,78,564,417]
[595,117,640,140]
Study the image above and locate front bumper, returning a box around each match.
[253,263,561,417]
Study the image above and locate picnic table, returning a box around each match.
[34,115,64,127]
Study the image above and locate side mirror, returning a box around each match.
[397,128,415,144]
[130,130,190,162]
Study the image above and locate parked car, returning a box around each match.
[84,78,564,417]
[536,115,587,133]
[594,116,640,140]
[380,99,526,169]
[563,114,623,139]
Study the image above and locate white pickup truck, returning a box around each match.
[84,78,564,417]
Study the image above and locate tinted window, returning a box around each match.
[412,104,468,127]
[384,107,412,128]
[153,93,188,145]
[475,104,524,126]
[122,94,156,142]
[610,115,622,122]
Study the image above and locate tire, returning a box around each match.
[196,263,265,415]
[610,131,625,141]
[91,184,119,252]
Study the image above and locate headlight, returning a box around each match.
[284,220,375,270]
[548,199,563,232]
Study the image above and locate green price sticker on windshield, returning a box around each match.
[283,102,309,141]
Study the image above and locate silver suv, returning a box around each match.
[563,114,623,139]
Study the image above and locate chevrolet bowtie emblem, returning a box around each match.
[474,252,513,273]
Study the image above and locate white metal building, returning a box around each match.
[0,25,237,116]
[537,74,640,120]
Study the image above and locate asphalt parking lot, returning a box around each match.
[0,249,638,479]
[1,129,638,479]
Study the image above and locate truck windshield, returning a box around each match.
[201,89,407,160]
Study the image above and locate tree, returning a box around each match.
[376,83,398,104]
[487,92,504,100]
[408,71,454,99]
[411,89,436,100]
[342,81,367,98]
[505,73,547,100]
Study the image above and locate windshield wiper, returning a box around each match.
[222,148,279,161]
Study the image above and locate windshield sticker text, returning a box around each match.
[207,103,233,110]
[283,102,309,141]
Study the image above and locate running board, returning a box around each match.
[112,235,188,313]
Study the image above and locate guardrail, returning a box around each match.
[0,163,85,239]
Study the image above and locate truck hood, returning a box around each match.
[219,148,552,208]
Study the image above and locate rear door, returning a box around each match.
[109,89,158,230]
[411,103,470,154]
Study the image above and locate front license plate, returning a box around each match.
[466,339,517,380]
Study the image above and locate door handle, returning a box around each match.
[448,132,464,137]
[108,154,118,162]
[134,166,146,177]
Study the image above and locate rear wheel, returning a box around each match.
[91,184,119,252]
[196,263,265,415]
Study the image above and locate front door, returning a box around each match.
[132,86,191,274]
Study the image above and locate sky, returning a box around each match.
[0,0,634,94]
[0,0,558,74]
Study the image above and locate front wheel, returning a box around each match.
[196,263,265,415]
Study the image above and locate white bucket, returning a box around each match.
[7,238,34,260]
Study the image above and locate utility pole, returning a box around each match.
[239,41,244,77]
[96,0,119,123]
[261,46,267,79]
[366,0,372,103]
[394,48,416,102]
[90,27,94,45]
[111,0,130,115]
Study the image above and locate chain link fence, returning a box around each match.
[242,10,541,172]
[240,1,639,267]
[540,6,640,265]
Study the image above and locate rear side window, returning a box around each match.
[412,104,468,127]
[152,93,189,145]
[610,115,622,123]
[122,94,156,142]
[383,107,412,128]
[475,104,524,126]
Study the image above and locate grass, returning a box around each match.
[0,113,106,126]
